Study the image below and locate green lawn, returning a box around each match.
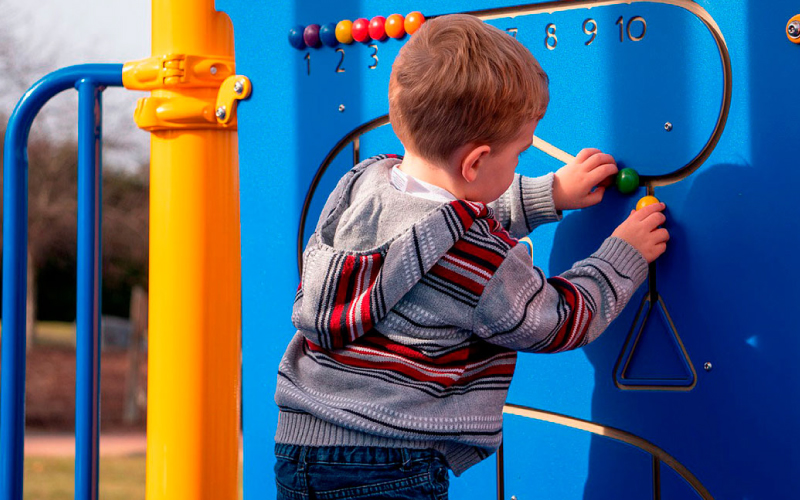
[34,322,77,348]
[24,456,244,499]
[24,456,145,500]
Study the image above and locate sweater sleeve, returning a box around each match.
[488,173,562,238]
[472,237,648,352]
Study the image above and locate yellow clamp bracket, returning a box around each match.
[122,54,235,89]
[122,54,246,131]
[788,15,800,44]
[215,76,252,125]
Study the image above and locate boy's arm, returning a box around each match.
[473,237,647,352]
[488,173,562,239]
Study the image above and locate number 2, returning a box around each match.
[336,48,345,73]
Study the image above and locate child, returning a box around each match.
[274,14,668,500]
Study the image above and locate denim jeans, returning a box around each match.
[274,444,450,500]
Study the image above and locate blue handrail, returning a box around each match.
[1,64,124,500]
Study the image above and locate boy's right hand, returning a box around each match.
[611,202,669,263]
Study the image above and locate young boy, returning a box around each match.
[274,14,668,499]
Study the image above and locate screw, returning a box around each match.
[511,496,518,500]
[216,106,227,120]
[210,65,218,75]
[233,80,244,94]
[664,122,673,132]
[339,104,346,112]
[789,21,800,39]
[704,362,713,371]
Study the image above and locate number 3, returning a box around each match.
[368,44,379,69]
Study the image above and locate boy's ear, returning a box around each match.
[460,144,491,183]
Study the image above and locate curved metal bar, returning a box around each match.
[0,64,123,500]
[296,114,391,275]
[463,0,732,188]
[503,403,714,499]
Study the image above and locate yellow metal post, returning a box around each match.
[123,1,241,498]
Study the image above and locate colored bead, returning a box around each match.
[636,195,660,211]
[615,167,640,194]
[352,18,371,42]
[288,25,306,49]
[336,20,354,44]
[303,24,321,48]
[405,12,425,34]
[369,16,387,40]
[319,23,339,47]
[385,14,406,39]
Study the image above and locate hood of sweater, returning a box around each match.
[293,155,495,350]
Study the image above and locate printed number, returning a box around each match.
[616,16,647,42]
[627,16,647,41]
[336,48,346,73]
[506,27,518,38]
[368,44,379,69]
[583,19,597,46]
[304,52,310,75]
[545,23,557,50]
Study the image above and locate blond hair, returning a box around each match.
[389,14,549,164]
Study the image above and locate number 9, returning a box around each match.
[583,18,597,46]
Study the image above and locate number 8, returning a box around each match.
[545,23,557,50]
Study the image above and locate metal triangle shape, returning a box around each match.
[614,293,696,391]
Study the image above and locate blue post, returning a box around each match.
[75,78,104,500]
[0,64,123,500]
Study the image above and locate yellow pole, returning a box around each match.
[140,1,240,498]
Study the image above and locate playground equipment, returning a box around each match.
[3,0,800,499]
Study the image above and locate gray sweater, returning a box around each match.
[275,155,648,475]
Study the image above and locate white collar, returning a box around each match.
[390,165,457,203]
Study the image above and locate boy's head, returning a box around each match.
[389,14,549,166]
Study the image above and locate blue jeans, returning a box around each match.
[274,444,450,500]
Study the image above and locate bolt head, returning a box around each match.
[210,65,218,75]
[664,122,673,132]
[704,362,713,372]
[215,106,227,119]
[338,104,346,112]
[789,21,800,38]
[234,80,244,94]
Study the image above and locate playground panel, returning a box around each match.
[219,0,800,498]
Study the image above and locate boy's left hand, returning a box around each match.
[552,148,618,211]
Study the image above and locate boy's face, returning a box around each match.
[468,119,538,203]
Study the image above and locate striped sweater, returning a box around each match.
[275,155,648,475]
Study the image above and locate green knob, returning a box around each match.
[615,168,640,194]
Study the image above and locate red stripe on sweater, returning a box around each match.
[306,338,516,387]
[429,263,485,295]
[452,239,505,269]
[328,255,356,348]
[541,277,592,353]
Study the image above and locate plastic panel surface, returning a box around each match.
[220,0,800,498]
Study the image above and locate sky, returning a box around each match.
[7,0,151,170]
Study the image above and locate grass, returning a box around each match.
[24,456,146,500]
[33,322,77,348]
[23,456,244,499]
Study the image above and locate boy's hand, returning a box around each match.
[552,149,618,211]
[611,202,669,263]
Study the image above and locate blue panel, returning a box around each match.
[503,414,652,499]
[222,0,800,498]
[660,460,702,500]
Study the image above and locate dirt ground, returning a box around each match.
[24,346,147,432]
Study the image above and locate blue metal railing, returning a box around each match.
[1,64,124,500]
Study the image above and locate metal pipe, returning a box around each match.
[75,78,105,500]
[0,64,122,500]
